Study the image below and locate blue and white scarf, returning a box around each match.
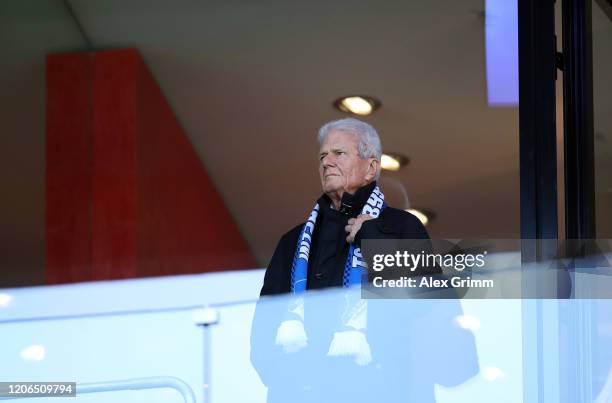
[291,185,386,292]
[274,186,386,364]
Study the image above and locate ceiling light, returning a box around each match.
[380,153,409,171]
[405,208,435,226]
[333,96,381,116]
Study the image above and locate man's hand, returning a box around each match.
[345,214,374,243]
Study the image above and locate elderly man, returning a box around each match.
[251,118,478,403]
[260,117,429,295]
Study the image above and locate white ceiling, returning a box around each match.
[593,1,612,237]
[67,0,524,266]
[7,0,610,279]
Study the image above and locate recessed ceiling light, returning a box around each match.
[405,208,435,226]
[380,153,409,171]
[333,96,381,116]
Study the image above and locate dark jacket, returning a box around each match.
[260,182,430,296]
[251,183,479,403]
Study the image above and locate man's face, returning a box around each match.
[319,130,374,197]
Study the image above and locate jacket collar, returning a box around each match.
[318,181,377,218]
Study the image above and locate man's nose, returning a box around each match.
[321,154,336,167]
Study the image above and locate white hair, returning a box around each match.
[317,118,382,179]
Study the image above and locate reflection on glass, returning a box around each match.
[0,293,13,308]
[250,288,480,403]
[20,344,45,361]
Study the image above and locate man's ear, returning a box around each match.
[366,159,379,181]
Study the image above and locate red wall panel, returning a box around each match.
[46,53,93,284]
[46,49,256,284]
[90,51,139,280]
